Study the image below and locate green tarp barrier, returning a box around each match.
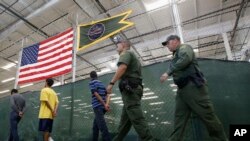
[0,59,249,141]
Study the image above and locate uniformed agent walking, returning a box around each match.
[106,37,156,141]
[160,35,228,141]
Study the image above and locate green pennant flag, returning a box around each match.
[77,10,134,51]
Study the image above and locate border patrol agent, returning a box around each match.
[106,37,156,141]
[160,35,228,141]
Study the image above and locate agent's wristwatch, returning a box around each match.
[109,82,115,85]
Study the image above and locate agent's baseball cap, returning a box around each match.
[162,35,180,46]
[113,36,124,44]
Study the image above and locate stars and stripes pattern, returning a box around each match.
[18,28,74,84]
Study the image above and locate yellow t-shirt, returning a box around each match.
[38,87,59,119]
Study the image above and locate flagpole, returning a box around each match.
[14,38,24,89]
[69,12,78,135]
[60,75,64,85]
[72,29,77,83]
[72,13,78,83]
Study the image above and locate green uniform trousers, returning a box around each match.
[169,82,228,141]
[112,85,155,141]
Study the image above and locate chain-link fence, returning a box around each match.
[1,59,250,141]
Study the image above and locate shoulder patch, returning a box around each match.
[120,52,125,55]
[120,51,128,56]
[180,44,186,49]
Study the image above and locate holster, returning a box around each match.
[119,78,142,93]
[174,62,206,89]
[174,72,205,89]
[190,72,205,88]
[174,77,190,89]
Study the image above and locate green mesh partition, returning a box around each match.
[0,59,250,141]
[0,96,11,139]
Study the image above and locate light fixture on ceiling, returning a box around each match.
[144,0,170,11]
[167,55,173,58]
[97,68,111,75]
[1,77,15,83]
[20,83,34,88]
[1,63,16,70]
[109,61,117,70]
[194,48,199,53]
[53,82,61,87]
[144,0,186,11]
[0,90,10,94]
[109,56,118,70]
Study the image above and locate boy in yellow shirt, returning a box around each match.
[38,78,59,141]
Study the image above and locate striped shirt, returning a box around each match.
[89,79,107,108]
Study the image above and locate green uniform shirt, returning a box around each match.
[167,44,199,81]
[118,50,142,79]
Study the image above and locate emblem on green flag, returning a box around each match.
[77,10,134,51]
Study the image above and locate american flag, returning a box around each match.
[18,28,74,84]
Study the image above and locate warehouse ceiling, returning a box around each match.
[0,0,250,97]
